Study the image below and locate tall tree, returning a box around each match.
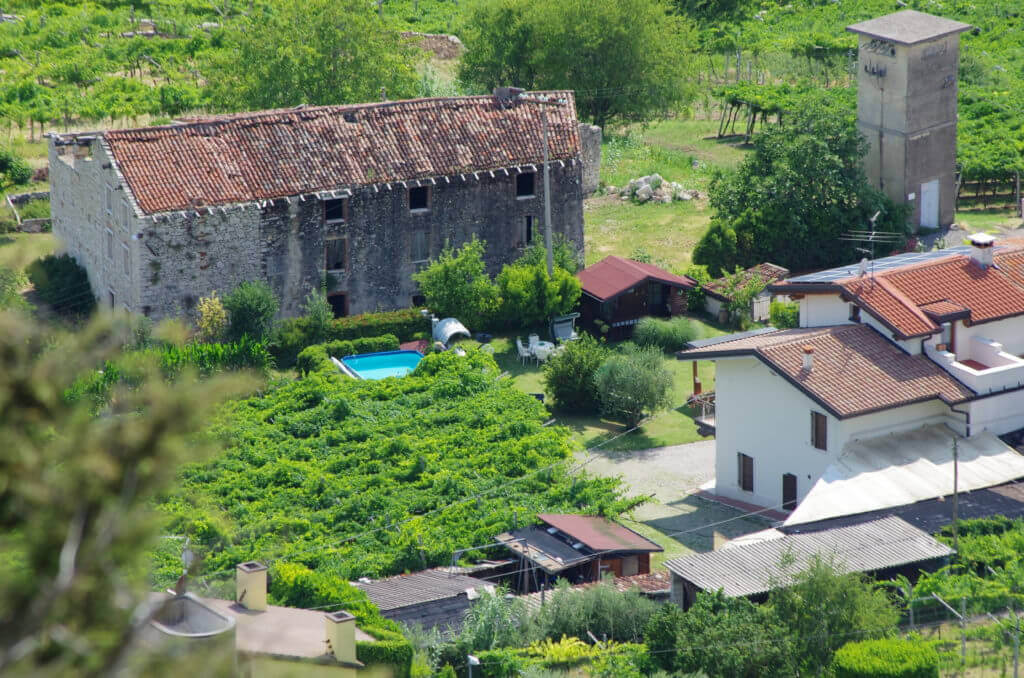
[203,0,422,112]
[0,314,249,676]
[458,0,696,128]
[693,94,906,276]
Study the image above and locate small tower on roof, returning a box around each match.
[847,10,971,232]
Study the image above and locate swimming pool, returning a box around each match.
[341,350,423,380]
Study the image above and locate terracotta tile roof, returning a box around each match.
[705,262,790,302]
[537,514,663,552]
[836,242,1024,337]
[677,324,975,418]
[577,256,696,302]
[97,92,581,214]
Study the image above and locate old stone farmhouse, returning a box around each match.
[48,91,599,318]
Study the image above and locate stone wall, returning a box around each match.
[50,134,586,320]
[578,124,602,196]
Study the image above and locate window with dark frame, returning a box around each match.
[737,453,754,492]
[411,230,429,262]
[324,198,347,223]
[325,237,347,272]
[409,186,430,211]
[849,304,861,322]
[328,293,348,318]
[516,172,536,198]
[525,216,534,245]
[811,411,827,450]
[122,243,130,275]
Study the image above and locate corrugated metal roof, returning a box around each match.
[577,256,696,302]
[665,516,953,598]
[496,526,593,574]
[536,514,663,553]
[353,569,493,612]
[786,425,1024,526]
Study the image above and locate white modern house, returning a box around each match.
[678,235,1024,526]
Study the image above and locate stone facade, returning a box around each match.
[49,136,586,319]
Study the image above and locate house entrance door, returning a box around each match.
[920,180,939,229]
[782,473,797,511]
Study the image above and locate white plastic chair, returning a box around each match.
[528,334,540,352]
[516,338,533,364]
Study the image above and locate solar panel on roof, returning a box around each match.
[787,245,976,283]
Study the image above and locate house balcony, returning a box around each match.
[927,336,1024,394]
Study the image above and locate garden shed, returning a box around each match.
[353,568,494,632]
[703,262,789,323]
[664,516,953,609]
[495,514,663,592]
[576,256,696,339]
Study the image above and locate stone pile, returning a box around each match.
[607,174,699,203]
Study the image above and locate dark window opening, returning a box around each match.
[325,198,347,223]
[142,306,152,317]
[108,291,115,309]
[183,295,196,310]
[525,216,534,244]
[328,293,348,318]
[849,304,861,322]
[811,411,827,451]
[411,230,429,262]
[737,453,754,492]
[412,294,426,307]
[409,186,430,211]
[516,172,535,197]
[782,473,798,511]
[326,237,347,272]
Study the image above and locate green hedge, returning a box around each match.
[295,334,400,375]
[270,308,426,368]
[833,637,939,678]
[770,301,800,329]
[356,639,413,678]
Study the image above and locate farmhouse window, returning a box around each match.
[411,230,429,262]
[325,237,348,273]
[811,411,827,451]
[122,242,130,275]
[409,186,430,212]
[737,453,754,492]
[328,293,348,318]
[525,216,535,244]
[324,198,347,223]
[516,172,536,198]
[106,229,114,259]
[105,185,113,214]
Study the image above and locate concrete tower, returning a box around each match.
[847,10,971,231]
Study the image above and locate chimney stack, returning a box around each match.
[325,610,357,664]
[802,346,814,371]
[236,561,268,611]
[968,232,995,268]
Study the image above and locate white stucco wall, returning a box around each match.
[800,295,851,327]
[712,356,959,510]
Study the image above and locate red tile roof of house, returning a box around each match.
[96,92,581,214]
[677,324,975,418]
[537,514,663,553]
[704,262,790,302]
[577,256,696,302]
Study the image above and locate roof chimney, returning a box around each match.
[325,610,357,664]
[969,232,995,268]
[236,561,268,611]
[802,345,814,371]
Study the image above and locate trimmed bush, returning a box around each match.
[632,316,698,352]
[270,307,426,368]
[27,253,96,316]
[296,334,400,375]
[770,300,800,329]
[223,280,279,340]
[594,344,673,427]
[542,333,609,414]
[832,637,939,678]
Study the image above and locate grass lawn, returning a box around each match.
[954,205,1024,234]
[471,315,730,453]
[585,118,751,272]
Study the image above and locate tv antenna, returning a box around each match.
[839,211,902,262]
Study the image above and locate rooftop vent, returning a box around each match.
[546,527,558,535]
[571,542,584,550]
[343,111,358,123]
[802,346,814,372]
[969,232,995,268]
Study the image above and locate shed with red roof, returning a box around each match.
[576,256,696,339]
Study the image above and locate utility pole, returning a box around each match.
[952,437,960,556]
[541,107,553,276]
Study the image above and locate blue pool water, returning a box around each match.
[341,350,423,380]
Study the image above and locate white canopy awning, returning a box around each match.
[786,424,1024,526]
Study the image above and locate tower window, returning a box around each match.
[516,172,535,198]
[409,186,430,212]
